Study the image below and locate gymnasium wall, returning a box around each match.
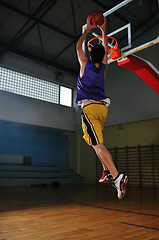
[0,55,74,169]
[103,118,159,149]
[0,119,71,167]
[72,118,159,183]
[0,53,76,131]
[0,90,75,131]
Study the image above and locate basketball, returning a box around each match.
[89,11,104,28]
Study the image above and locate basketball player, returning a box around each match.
[76,16,128,200]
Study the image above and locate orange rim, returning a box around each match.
[87,35,118,54]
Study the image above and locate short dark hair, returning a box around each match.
[90,44,105,63]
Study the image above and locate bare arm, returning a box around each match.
[76,16,95,77]
[98,18,108,65]
[76,28,89,66]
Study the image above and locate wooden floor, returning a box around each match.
[0,183,159,240]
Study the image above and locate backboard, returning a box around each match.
[82,0,159,64]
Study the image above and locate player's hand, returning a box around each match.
[97,17,106,32]
[86,15,95,31]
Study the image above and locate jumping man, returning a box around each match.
[76,16,128,200]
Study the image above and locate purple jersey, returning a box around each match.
[76,60,110,104]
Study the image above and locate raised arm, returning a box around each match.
[98,18,108,65]
[76,16,94,68]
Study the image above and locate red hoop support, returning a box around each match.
[87,35,121,60]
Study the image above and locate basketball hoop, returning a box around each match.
[87,35,121,60]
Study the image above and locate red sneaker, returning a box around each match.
[99,170,113,183]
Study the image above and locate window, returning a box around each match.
[60,86,72,107]
[0,66,72,107]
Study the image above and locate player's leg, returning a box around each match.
[81,104,128,199]
[94,146,113,182]
[93,143,118,178]
[81,104,112,182]
[93,143,128,200]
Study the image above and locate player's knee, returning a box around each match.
[92,142,104,152]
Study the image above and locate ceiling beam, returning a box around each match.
[37,24,45,61]
[11,0,58,50]
[0,0,76,41]
[0,0,79,76]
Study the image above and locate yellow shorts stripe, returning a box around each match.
[81,108,99,145]
[81,103,108,146]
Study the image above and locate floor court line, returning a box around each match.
[120,222,159,231]
[58,193,159,218]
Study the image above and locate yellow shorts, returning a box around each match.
[81,103,108,146]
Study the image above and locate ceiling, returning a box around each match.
[0,0,159,77]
